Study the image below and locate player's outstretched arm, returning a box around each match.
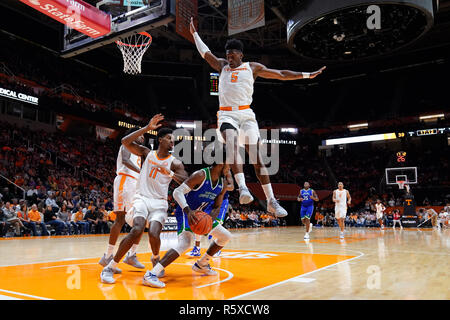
[190,17,227,72]
[251,62,326,81]
[122,114,164,157]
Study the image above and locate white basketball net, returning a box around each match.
[116,32,152,75]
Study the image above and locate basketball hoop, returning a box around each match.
[116,32,152,75]
[397,180,406,190]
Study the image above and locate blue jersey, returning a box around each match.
[175,167,224,233]
[300,189,314,207]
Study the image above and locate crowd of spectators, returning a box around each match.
[224,208,284,229]
[0,195,120,237]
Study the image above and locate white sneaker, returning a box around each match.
[304,233,310,240]
[267,198,288,217]
[192,262,217,276]
[100,267,116,284]
[239,187,254,204]
[151,255,165,278]
[339,232,344,239]
[123,252,145,269]
[143,271,166,288]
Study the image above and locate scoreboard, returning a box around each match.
[210,72,219,96]
[397,127,450,138]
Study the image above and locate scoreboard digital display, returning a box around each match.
[210,73,219,96]
[397,127,450,138]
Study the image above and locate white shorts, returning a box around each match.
[335,206,347,219]
[217,108,261,146]
[113,174,137,212]
[126,194,168,227]
[376,212,384,220]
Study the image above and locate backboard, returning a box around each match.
[385,167,418,186]
[61,0,175,57]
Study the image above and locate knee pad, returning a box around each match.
[174,231,194,255]
[210,225,232,247]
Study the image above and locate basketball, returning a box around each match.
[189,211,213,235]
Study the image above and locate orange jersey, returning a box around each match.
[28,210,42,222]
[73,211,84,222]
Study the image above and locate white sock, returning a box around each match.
[198,253,212,266]
[234,173,247,189]
[150,263,164,275]
[128,244,138,256]
[106,244,115,258]
[261,183,274,200]
[107,259,118,269]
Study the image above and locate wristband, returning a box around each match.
[302,72,311,79]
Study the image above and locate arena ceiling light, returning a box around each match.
[347,122,368,129]
[287,0,435,61]
[323,132,397,146]
[281,128,298,133]
[176,122,196,129]
[419,113,445,120]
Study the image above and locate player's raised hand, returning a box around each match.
[310,66,327,79]
[189,17,197,35]
[147,113,164,131]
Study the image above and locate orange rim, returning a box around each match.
[115,32,152,48]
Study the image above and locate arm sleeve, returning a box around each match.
[173,183,192,210]
[193,32,210,59]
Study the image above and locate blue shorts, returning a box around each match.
[300,206,314,219]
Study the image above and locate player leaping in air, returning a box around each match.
[190,17,326,218]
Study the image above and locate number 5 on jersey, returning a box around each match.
[231,72,238,83]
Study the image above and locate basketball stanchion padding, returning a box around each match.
[116,32,152,75]
[189,211,213,235]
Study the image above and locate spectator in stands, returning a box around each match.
[17,203,38,236]
[45,193,60,212]
[28,204,49,236]
[105,198,113,211]
[57,203,77,235]
[84,206,108,234]
[73,206,89,234]
[388,197,395,207]
[356,214,366,227]
[2,201,28,236]
[96,205,109,234]
[43,204,65,235]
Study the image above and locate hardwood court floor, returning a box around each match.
[0,226,448,300]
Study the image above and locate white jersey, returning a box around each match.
[136,151,175,200]
[219,62,254,108]
[375,203,385,214]
[116,145,141,179]
[335,189,348,208]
